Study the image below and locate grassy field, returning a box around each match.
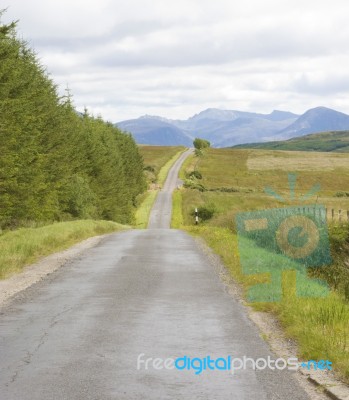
[0,220,127,279]
[135,146,186,228]
[173,147,349,382]
[139,145,185,186]
[180,148,349,228]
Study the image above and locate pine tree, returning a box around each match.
[0,11,146,228]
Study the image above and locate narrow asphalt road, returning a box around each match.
[0,149,312,399]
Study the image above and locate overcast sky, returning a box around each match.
[3,0,349,121]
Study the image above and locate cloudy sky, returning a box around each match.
[3,0,349,121]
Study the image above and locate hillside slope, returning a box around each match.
[232,130,349,152]
[274,107,349,140]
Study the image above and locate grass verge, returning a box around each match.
[178,152,196,180]
[0,219,127,279]
[134,191,158,228]
[172,190,184,229]
[157,148,186,186]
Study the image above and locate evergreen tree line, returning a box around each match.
[0,15,146,228]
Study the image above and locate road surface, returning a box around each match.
[0,148,312,399]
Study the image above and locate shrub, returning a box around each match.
[191,204,216,221]
[183,181,206,192]
[193,138,211,150]
[144,165,155,172]
[188,170,202,179]
[334,191,349,197]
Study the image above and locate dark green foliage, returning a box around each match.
[184,169,204,190]
[188,170,202,179]
[144,165,155,172]
[193,138,210,150]
[208,187,241,192]
[191,204,216,221]
[183,181,206,191]
[334,191,349,198]
[310,223,349,301]
[0,13,146,228]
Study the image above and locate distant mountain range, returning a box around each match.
[115,106,349,147]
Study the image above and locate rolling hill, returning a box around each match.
[232,130,349,152]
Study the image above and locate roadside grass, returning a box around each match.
[0,220,127,279]
[173,147,349,383]
[172,190,184,229]
[134,191,158,228]
[178,152,196,180]
[135,146,186,228]
[157,148,186,185]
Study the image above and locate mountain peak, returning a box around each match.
[304,106,349,116]
[189,108,239,122]
[276,107,349,139]
[138,114,170,123]
[266,110,300,121]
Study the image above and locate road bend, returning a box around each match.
[0,148,311,399]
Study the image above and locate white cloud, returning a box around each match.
[2,0,349,121]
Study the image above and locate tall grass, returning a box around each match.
[0,220,127,279]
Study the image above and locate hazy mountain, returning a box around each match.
[273,107,349,140]
[115,107,349,147]
[116,116,193,146]
[232,130,349,152]
[263,110,300,121]
[185,108,298,123]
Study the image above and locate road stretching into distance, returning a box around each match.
[147,149,191,229]
[0,148,312,399]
